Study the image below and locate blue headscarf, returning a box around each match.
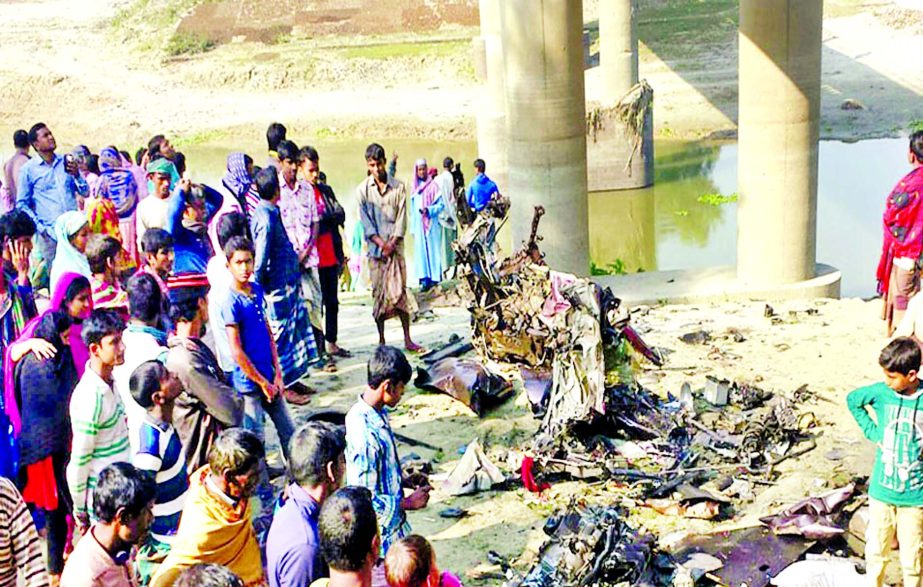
[222,152,252,210]
[49,212,91,292]
[96,147,139,219]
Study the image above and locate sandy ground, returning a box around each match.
[0,0,921,146]
[283,293,886,584]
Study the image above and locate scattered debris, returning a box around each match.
[760,483,857,540]
[840,98,866,111]
[770,556,868,587]
[442,439,506,496]
[420,333,475,364]
[414,358,514,416]
[439,507,469,519]
[679,330,711,345]
[704,376,730,406]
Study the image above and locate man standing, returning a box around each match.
[465,158,499,214]
[357,144,420,351]
[301,146,349,358]
[878,130,923,335]
[2,130,30,213]
[267,422,346,587]
[266,123,287,171]
[15,123,87,279]
[435,156,459,272]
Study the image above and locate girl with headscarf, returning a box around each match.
[13,310,77,581]
[94,146,140,266]
[49,212,91,292]
[211,152,251,253]
[409,161,445,291]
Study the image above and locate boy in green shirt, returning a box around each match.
[848,337,923,587]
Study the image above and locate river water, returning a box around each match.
[177,137,904,299]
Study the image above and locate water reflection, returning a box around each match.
[175,136,903,298]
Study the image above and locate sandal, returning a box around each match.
[405,342,426,354]
[330,347,353,358]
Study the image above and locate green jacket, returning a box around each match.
[848,382,923,506]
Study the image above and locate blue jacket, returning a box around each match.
[466,173,499,213]
[166,184,223,277]
[251,200,300,293]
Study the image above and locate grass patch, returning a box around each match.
[639,0,737,58]
[591,259,645,276]
[910,120,923,133]
[339,39,468,60]
[165,31,216,56]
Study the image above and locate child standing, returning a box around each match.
[66,308,129,535]
[130,360,189,585]
[385,535,463,587]
[848,337,923,587]
[86,233,129,315]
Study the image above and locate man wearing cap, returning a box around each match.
[136,158,178,250]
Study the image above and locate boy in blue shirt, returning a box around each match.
[130,359,188,584]
[848,337,923,587]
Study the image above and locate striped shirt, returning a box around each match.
[0,478,48,587]
[133,418,189,544]
[90,276,129,313]
[66,365,132,519]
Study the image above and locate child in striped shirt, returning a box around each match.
[86,233,129,316]
[130,360,189,585]
[66,309,130,536]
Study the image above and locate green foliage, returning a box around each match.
[165,31,216,56]
[910,120,923,133]
[590,259,643,276]
[696,192,738,206]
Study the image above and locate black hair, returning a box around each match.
[473,158,486,173]
[0,209,36,240]
[135,147,147,166]
[174,564,244,587]
[318,171,327,183]
[127,273,162,324]
[276,140,299,163]
[880,337,922,376]
[141,228,173,256]
[86,234,123,274]
[255,167,280,201]
[223,235,254,260]
[33,310,72,347]
[92,462,156,524]
[63,275,92,309]
[148,135,166,157]
[88,154,100,175]
[120,150,131,163]
[169,287,207,324]
[81,308,126,347]
[267,123,287,152]
[13,130,28,150]
[27,123,47,147]
[174,152,186,177]
[217,212,248,252]
[318,487,378,572]
[129,360,168,409]
[367,345,412,389]
[288,422,346,487]
[365,143,386,162]
[208,428,265,477]
[300,145,319,164]
[911,131,923,162]
[443,156,454,170]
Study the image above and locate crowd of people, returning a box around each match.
[0,121,506,587]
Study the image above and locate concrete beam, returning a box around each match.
[737,0,823,285]
[475,0,507,193]
[501,0,589,275]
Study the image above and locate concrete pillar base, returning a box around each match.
[594,263,841,306]
[472,36,487,81]
[586,84,654,192]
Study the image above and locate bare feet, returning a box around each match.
[405,341,425,353]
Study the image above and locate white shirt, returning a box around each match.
[136,196,170,250]
[113,326,168,453]
[206,255,233,371]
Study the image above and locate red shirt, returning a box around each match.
[313,186,338,268]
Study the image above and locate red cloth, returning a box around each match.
[21,457,59,511]
[520,456,549,493]
[877,166,923,296]
[313,186,338,268]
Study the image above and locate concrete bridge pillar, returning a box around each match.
[475,0,507,194]
[587,0,653,192]
[737,0,823,285]
[501,0,589,275]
